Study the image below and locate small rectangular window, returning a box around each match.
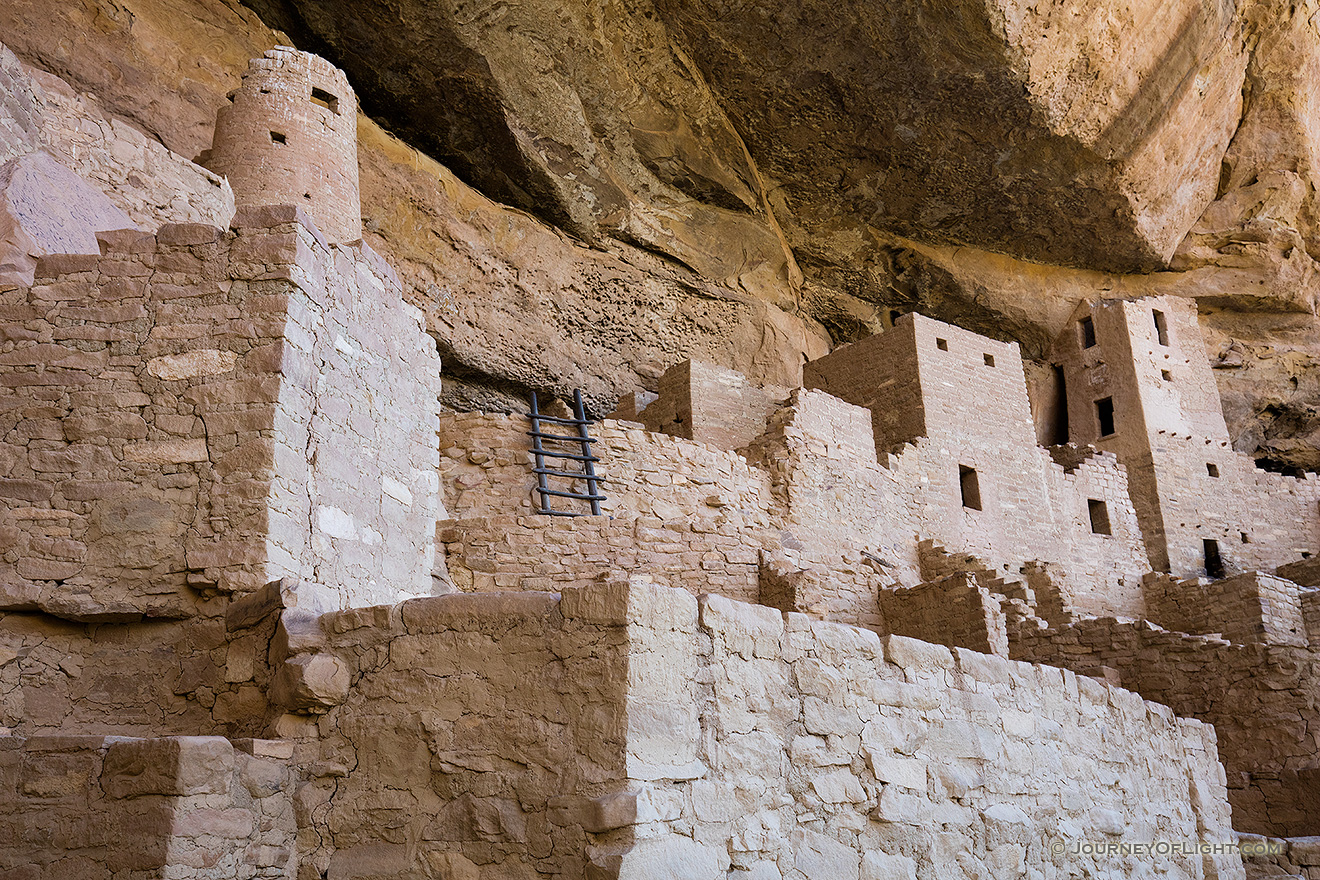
[983,353,995,367]
[1153,309,1169,346]
[1079,317,1096,349]
[959,466,982,511]
[1096,397,1115,437]
[1240,532,1250,544]
[1206,463,1219,478]
[1204,539,1224,578]
[1088,499,1112,535]
[311,87,341,114]
[1161,370,1172,382]
[270,131,287,144]
[936,338,948,351]
[889,310,902,326]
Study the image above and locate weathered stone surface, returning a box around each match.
[269,654,350,713]
[0,152,135,286]
[101,737,234,799]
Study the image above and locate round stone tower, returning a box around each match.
[207,47,361,243]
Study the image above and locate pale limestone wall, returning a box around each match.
[1013,617,1320,836]
[206,49,360,244]
[298,581,1245,879]
[0,207,440,619]
[1053,295,1320,577]
[1045,447,1150,617]
[0,42,234,232]
[0,734,296,880]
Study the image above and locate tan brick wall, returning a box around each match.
[206,49,360,244]
[0,206,440,619]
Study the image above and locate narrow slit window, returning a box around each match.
[1207,463,1220,478]
[1079,316,1096,349]
[311,87,341,114]
[1088,499,1112,535]
[1204,539,1225,578]
[959,466,982,511]
[936,338,948,351]
[270,131,287,144]
[1153,309,1169,346]
[1096,397,1115,437]
[983,353,995,367]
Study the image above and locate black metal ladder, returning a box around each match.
[528,389,605,516]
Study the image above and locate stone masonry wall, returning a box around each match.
[1013,617,1320,836]
[205,49,361,244]
[1053,296,1320,577]
[294,581,1245,879]
[1145,572,1310,647]
[633,358,789,452]
[0,205,440,620]
[0,42,234,233]
[0,734,296,880]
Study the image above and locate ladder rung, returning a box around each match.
[528,413,591,426]
[528,431,596,443]
[533,466,607,481]
[535,509,590,517]
[532,450,600,463]
[537,487,608,501]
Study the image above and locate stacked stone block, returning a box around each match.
[1013,617,1320,836]
[1145,571,1309,647]
[300,580,1244,879]
[1052,295,1320,577]
[0,734,296,879]
[0,205,441,621]
[205,49,361,244]
[628,358,788,451]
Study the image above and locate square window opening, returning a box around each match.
[1153,309,1169,346]
[959,466,982,511]
[936,338,948,351]
[1096,397,1115,437]
[983,353,995,367]
[1207,463,1219,478]
[1079,316,1096,349]
[1204,538,1225,579]
[1161,370,1172,382]
[311,87,341,114]
[270,131,287,145]
[1241,532,1251,544]
[1088,499,1112,535]
[889,310,902,326]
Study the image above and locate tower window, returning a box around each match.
[1088,499,1112,535]
[1204,539,1225,579]
[1079,317,1096,349]
[936,338,948,351]
[959,466,982,511]
[311,87,341,114]
[983,353,995,367]
[1096,397,1115,437]
[270,131,287,144]
[1153,309,1169,346]
[1207,463,1219,478]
